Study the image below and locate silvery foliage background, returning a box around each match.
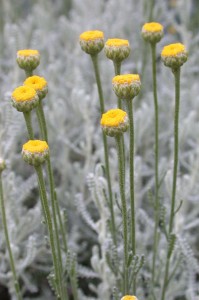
[0,0,199,299]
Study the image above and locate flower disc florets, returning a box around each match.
[17,49,40,72]
[104,38,130,62]
[112,74,141,100]
[121,296,138,300]
[79,30,104,55]
[11,86,39,112]
[101,109,129,137]
[142,22,163,43]
[22,140,49,166]
[24,76,48,100]
[161,43,188,69]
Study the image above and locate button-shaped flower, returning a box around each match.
[121,296,138,300]
[24,75,48,100]
[142,22,163,44]
[11,86,39,112]
[17,49,40,72]
[79,30,104,55]
[104,38,130,62]
[101,108,129,137]
[112,74,141,100]
[161,43,188,69]
[22,140,49,166]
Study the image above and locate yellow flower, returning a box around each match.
[121,296,138,300]
[22,140,49,166]
[112,74,141,100]
[24,75,48,100]
[101,109,129,137]
[142,22,163,43]
[79,30,104,41]
[17,49,39,57]
[11,86,39,112]
[17,49,40,72]
[142,22,163,32]
[105,39,130,62]
[79,30,104,55]
[161,43,188,69]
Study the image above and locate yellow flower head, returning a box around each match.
[79,30,104,55]
[17,49,40,72]
[161,43,185,57]
[142,22,163,32]
[161,43,188,69]
[105,39,130,62]
[101,109,129,137]
[22,140,49,166]
[142,22,163,43]
[79,30,104,41]
[11,86,39,112]
[24,75,48,100]
[23,140,49,153]
[121,296,137,300]
[112,74,141,100]
[12,86,36,102]
[105,39,129,47]
[17,49,39,57]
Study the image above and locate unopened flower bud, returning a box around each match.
[161,43,188,69]
[17,49,40,73]
[22,140,49,167]
[79,30,104,55]
[0,158,6,173]
[24,75,48,100]
[104,38,130,62]
[142,22,163,44]
[112,74,141,100]
[11,86,39,112]
[101,109,129,137]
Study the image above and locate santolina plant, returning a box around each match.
[0,17,195,300]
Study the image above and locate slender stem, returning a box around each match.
[91,54,117,246]
[35,165,64,299]
[151,43,160,283]
[115,135,128,294]
[37,100,48,142]
[113,61,122,108]
[36,106,45,140]
[23,111,34,139]
[160,68,181,300]
[127,100,136,293]
[25,70,33,77]
[0,174,22,300]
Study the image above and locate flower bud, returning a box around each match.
[22,140,49,166]
[101,109,129,137]
[0,158,6,173]
[79,30,104,55]
[17,49,40,73]
[142,22,163,44]
[161,43,188,69]
[24,75,48,100]
[104,38,130,62]
[11,86,39,112]
[112,74,141,100]
[121,296,138,300]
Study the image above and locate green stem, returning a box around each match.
[0,174,22,300]
[35,165,64,299]
[127,100,136,293]
[91,54,117,247]
[113,61,122,108]
[23,111,34,139]
[36,106,45,140]
[37,100,48,142]
[25,70,33,77]
[151,43,160,284]
[160,68,181,300]
[115,135,128,294]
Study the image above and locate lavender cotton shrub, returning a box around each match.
[0,0,199,299]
